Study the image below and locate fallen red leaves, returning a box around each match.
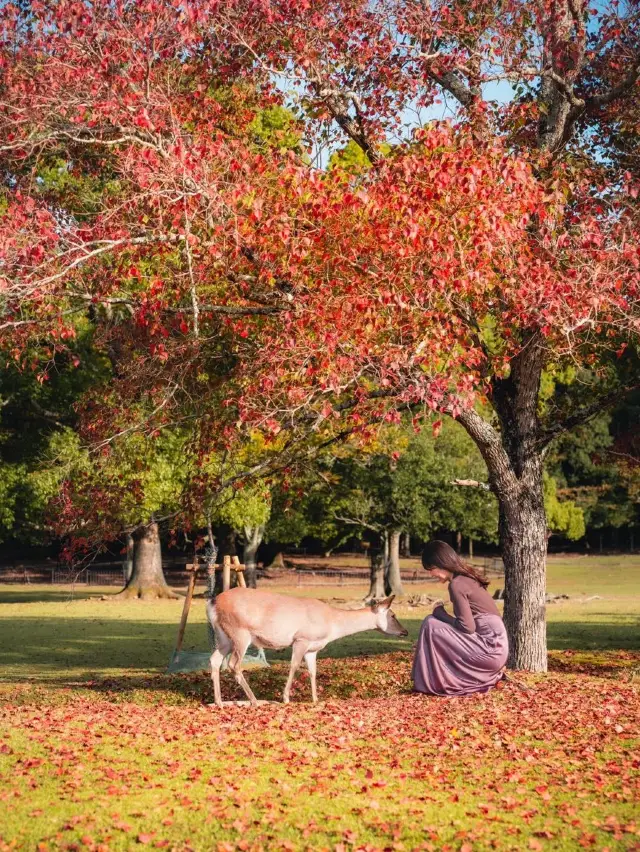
[0,651,638,850]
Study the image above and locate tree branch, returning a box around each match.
[451,478,491,492]
[453,407,517,494]
[585,58,640,111]
[427,69,475,107]
[333,513,382,533]
[313,80,381,165]
[537,383,640,449]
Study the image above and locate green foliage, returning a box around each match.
[538,363,578,409]
[96,430,191,528]
[394,420,498,542]
[197,434,274,537]
[547,407,638,532]
[328,139,391,172]
[0,462,25,541]
[215,482,271,534]
[544,472,585,541]
[268,418,498,548]
[0,323,110,542]
[35,156,121,220]
[249,105,302,152]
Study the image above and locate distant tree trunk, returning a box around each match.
[385,529,404,596]
[400,531,411,557]
[365,545,386,601]
[468,537,474,560]
[266,551,286,571]
[456,531,462,553]
[243,524,264,588]
[218,526,237,559]
[122,532,134,583]
[212,526,238,594]
[117,521,178,600]
[206,516,216,551]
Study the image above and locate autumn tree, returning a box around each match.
[213,0,640,670]
[1,0,638,670]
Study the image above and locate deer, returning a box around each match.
[206,588,408,707]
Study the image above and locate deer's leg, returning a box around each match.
[283,640,309,704]
[304,651,318,703]
[227,630,259,707]
[210,628,232,708]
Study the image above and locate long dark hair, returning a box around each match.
[421,540,490,589]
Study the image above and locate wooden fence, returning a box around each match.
[1,555,503,587]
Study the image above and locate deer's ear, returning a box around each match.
[370,599,380,612]
[382,595,395,609]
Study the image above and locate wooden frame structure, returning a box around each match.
[173,555,246,659]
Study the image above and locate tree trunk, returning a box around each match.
[243,524,264,589]
[400,531,411,557]
[468,537,474,560]
[206,516,216,551]
[122,532,134,583]
[218,526,237,559]
[266,551,286,571]
[117,521,178,600]
[212,526,239,595]
[365,546,386,600]
[456,336,548,671]
[497,481,548,671]
[385,529,404,596]
[456,531,462,553]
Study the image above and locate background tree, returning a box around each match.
[51,427,189,598]
[208,481,271,589]
[0,320,109,544]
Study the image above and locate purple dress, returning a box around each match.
[412,575,508,696]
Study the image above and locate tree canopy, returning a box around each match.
[1,0,638,668]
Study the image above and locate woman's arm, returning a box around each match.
[432,580,476,634]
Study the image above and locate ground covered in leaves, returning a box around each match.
[1,650,639,851]
[1,566,639,850]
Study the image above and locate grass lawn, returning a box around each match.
[0,555,639,851]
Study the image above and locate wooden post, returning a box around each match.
[175,558,198,655]
[222,554,231,592]
[231,555,247,588]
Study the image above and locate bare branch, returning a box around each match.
[538,383,640,449]
[453,407,517,494]
[586,59,640,111]
[427,69,475,107]
[451,478,491,491]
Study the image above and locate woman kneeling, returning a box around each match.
[412,540,508,697]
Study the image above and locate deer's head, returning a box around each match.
[372,596,408,637]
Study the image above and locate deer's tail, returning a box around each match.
[206,597,218,629]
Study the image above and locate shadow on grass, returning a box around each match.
[0,588,111,604]
[1,615,638,695]
[0,615,415,681]
[547,617,640,651]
